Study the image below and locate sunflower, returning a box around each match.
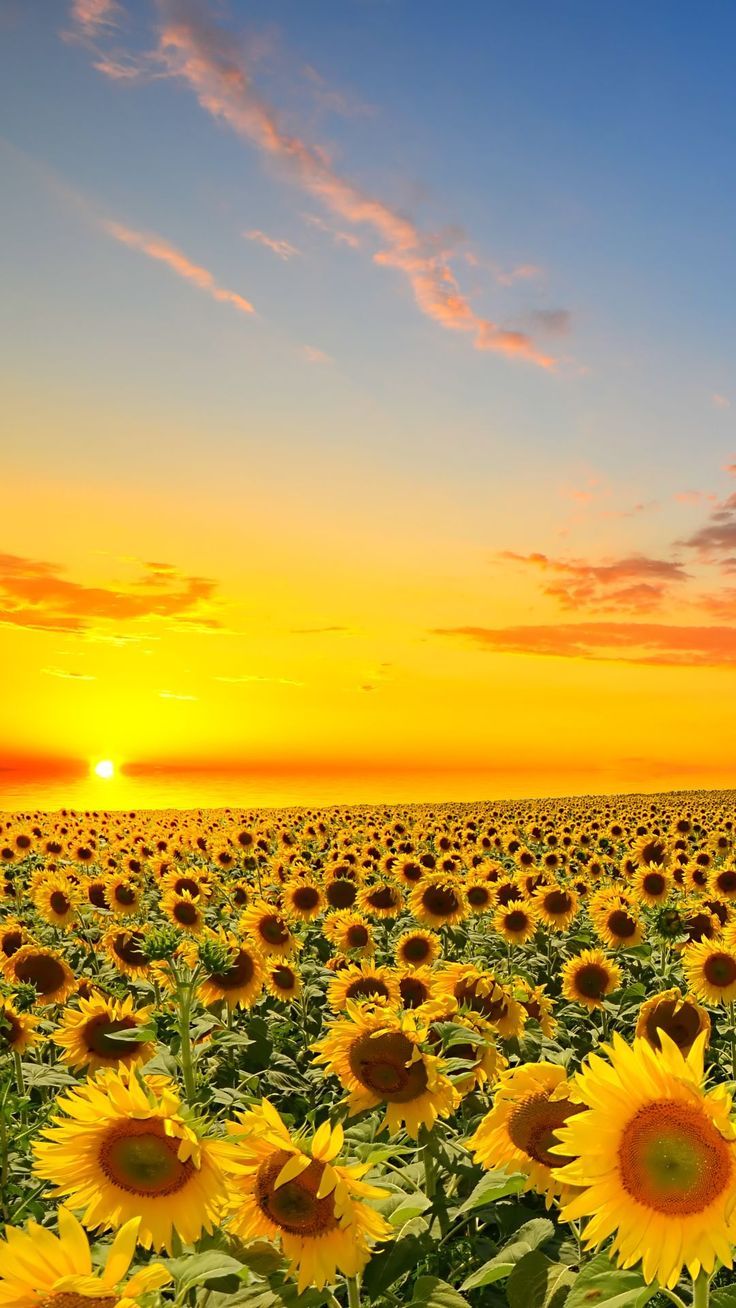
[103,927,151,979]
[32,873,79,930]
[431,1010,505,1096]
[553,1032,736,1288]
[323,911,375,958]
[228,877,252,907]
[162,869,211,900]
[533,882,579,932]
[396,966,435,1010]
[83,874,110,910]
[197,932,266,1010]
[712,865,736,900]
[0,1205,171,1308]
[631,865,671,906]
[394,928,441,969]
[224,1101,392,1292]
[593,899,645,949]
[436,963,526,1039]
[104,876,142,916]
[162,888,206,935]
[357,881,404,919]
[324,876,359,911]
[465,879,495,914]
[408,876,467,928]
[267,960,302,1002]
[282,878,325,922]
[327,960,400,1011]
[636,987,711,1056]
[494,900,537,945]
[33,1067,233,1251]
[632,833,671,869]
[54,994,155,1073]
[241,900,298,956]
[683,939,736,1005]
[0,999,39,1055]
[560,948,622,1010]
[469,1062,582,1204]
[0,917,26,960]
[2,944,76,1005]
[313,1002,459,1137]
[513,979,557,1038]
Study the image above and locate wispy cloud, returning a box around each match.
[434,622,736,668]
[302,345,332,364]
[712,393,731,410]
[103,219,255,314]
[303,212,361,249]
[159,689,198,701]
[214,674,304,686]
[70,0,122,37]
[244,228,300,260]
[303,64,376,119]
[680,492,736,565]
[41,666,97,681]
[499,550,688,613]
[140,3,555,368]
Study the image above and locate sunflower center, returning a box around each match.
[294,886,320,910]
[402,936,431,964]
[399,976,429,1008]
[608,909,637,938]
[619,1100,733,1214]
[113,931,148,967]
[641,841,666,866]
[346,977,390,1001]
[718,871,736,893]
[508,1092,583,1167]
[1,929,22,957]
[704,953,736,987]
[347,924,369,948]
[645,1000,702,1051]
[272,965,296,990]
[504,910,528,933]
[14,952,66,996]
[115,885,136,905]
[88,882,107,908]
[174,901,198,926]
[175,877,200,897]
[100,1122,195,1196]
[575,963,610,999]
[211,950,254,989]
[260,915,290,945]
[232,885,249,905]
[368,886,398,910]
[467,886,491,907]
[544,890,572,916]
[41,1296,116,1308]
[49,890,71,915]
[422,885,459,916]
[83,1014,140,1058]
[255,1150,339,1235]
[349,1030,429,1102]
[327,880,357,908]
[643,873,666,895]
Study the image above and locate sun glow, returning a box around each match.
[93,759,115,780]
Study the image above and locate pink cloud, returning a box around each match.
[712,393,731,410]
[435,622,736,668]
[244,228,300,260]
[103,219,255,315]
[500,551,689,613]
[302,345,332,364]
[70,0,122,36]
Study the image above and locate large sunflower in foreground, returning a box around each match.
[468,1062,582,1205]
[53,993,155,1073]
[224,1100,392,1292]
[553,1032,736,1288]
[33,1067,233,1251]
[0,1203,171,1308]
[0,1206,170,1308]
[312,1002,459,1137]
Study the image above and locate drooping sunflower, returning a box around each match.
[533,882,579,932]
[0,1205,171,1308]
[394,928,441,970]
[282,878,325,922]
[2,944,76,1005]
[513,978,557,1038]
[553,1032,736,1288]
[408,875,467,928]
[430,1008,506,1097]
[241,900,299,956]
[103,927,152,979]
[313,1002,459,1137]
[197,931,266,1010]
[33,1067,233,1251]
[223,1101,392,1292]
[494,900,537,945]
[267,960,302,1002]
[0,998,39,1055]
[683,939,736,1005]
[53,993,155,1073]
[32,872,80,930]
[469,1062,582,1204]
[436,963,527,1039]
[323,911,375,958]
[635,987,711,1056]
[560,948,622,1010]
[357,881,404,919]
[327,960,400,1011]
[396,966,435,1010]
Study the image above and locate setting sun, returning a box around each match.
[93,759,115,780]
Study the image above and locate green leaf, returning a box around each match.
[410,1277,470,1307]
[711,1292,736,1308]
[507,1250,576,1308]
[457,1169,526,1212]
[566,1251,657,1308]
[462,1219,555,1291]
[361,1232,429,1297]
[166,1251,248,1292]
[388,1193,432,1227]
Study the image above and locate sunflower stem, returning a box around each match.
[692,1270,709,1308]
[13,1049,25,1099]
[346,1276,361,1308]
[176,969,198,1105]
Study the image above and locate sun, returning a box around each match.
[93,759,115,780]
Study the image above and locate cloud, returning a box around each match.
[214,674,304,686]
[531,309,572,336]
[244,228,300,260]
[302,345,332,364]
[499,550,688,612]
[102,219,255,314]
[159,690,198,700]
[674,490,717,505]
[680,493,736,562]
[724,463,736,476]
[0,552,221,635]
[303,212,361,248]
[70,0,122,36]
[41,666,97,681]
[302,64,376,119]
[147,2,554,368]
[712,393,731,410]
[290,624,351,635]
[434,622,736,668]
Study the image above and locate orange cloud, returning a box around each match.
[435,622,736,668]
[149,5,554,368]
[0,552,222,635]
[102,220,255,314]
[500,551,688,612]
[70,0,122,36]
[244,228,300,260]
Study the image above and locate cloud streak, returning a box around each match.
[500,550,689,612]
[435,622,736,668]
[244,228,300,260]
[103,219,255,314]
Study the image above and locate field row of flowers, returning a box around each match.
[2,793,736,1308]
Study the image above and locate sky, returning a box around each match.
[1,0,736,809]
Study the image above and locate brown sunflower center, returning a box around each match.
[704,953,736,988]
[272,965,297,991]
[114,885,136,906]
[14,951,66,997]
[717,871,736,894]
[401,935,431,963]
[608,909,637,938]
[232,885,249,906]
[645,999,702,1051]
[643,872,666,896]
[49,890,71,916]
[574,962,611,999]
[619,1099,733,1214]
[293,886,320,910]
[399,976,430,1008]
[259,914,290,946]
[640,841,666,866]
[88,882,107,908]
[326,880,357,908]
[112,931,148,967]
[175,877,200,897]
[349,1030,429,1102]
[83,1014,140,1058]
[543,890,572,916]
[467,886,491,907]
[211,950,255,990]
[174,901,198,926]
[1,929,23,957]
[346,977,390,1001]
[368,886,399,911]
[255,1149,338,1236]
[504,910,529,933]
[41,1296,116,1308]
[346,924,369,948]
[508,1092,583,1167]
[422,885,460,917]
[100,1121,195,1196]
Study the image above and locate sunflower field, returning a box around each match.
[4,795,736,1308]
